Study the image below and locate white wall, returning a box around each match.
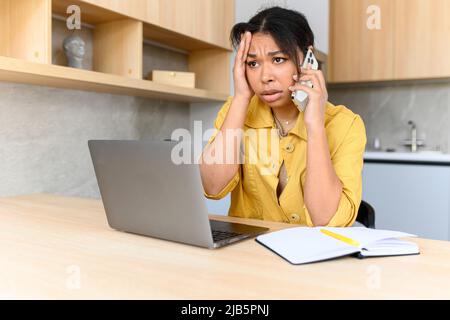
[235,0,329,53]
[286,0,329,53]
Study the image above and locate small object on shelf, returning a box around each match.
[63,34,86,69]
[148,70,195,88]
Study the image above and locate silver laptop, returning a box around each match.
[88,140,268,249]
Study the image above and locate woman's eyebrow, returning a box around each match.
[247,50,286,58]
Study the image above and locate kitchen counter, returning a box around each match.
[364,151,450,165]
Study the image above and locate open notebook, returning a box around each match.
[256,227,420,265]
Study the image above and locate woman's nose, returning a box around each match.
[261,73,274,83]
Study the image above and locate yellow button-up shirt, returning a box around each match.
[203,95,367,227]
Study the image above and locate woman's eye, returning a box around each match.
[273,57,286,64]
[246,58,285,68]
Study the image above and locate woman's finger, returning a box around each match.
[315,70,328,96]
[236,32,247,65]
[236,33,245,63]
[289,83,316,97]
[300,68,327,93]
[300,66,320,78]
[296,74,321,94]
[242,32,251,63]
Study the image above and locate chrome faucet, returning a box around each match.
[409,120,417,152]
[402,120,425,152]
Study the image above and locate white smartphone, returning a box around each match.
[291,49,319,112]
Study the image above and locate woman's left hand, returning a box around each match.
[288,66,328,132]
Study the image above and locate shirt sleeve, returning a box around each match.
[304,115,367,227]
[202,96,241,200]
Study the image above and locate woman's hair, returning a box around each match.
[229,6,315,70]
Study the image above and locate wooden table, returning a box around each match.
[0,194,449,299]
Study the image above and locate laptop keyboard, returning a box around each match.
[212,230,243,242]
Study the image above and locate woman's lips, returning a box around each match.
[261,91,283,102]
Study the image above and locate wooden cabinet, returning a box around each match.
[0,0,233,102]
[93,19,143,79]
[56,0,233,95]
[394,0,450,80]
[159,0,234,50]
[329,0,450,83]
[0,0,52,64]
[81,0,234,50]
[329,0,395,83]
[82,0,153,23]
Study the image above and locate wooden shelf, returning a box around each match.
[0,56,228,103]
[52,0,232,52]
[142,23,229,52]
[1,0,233,101]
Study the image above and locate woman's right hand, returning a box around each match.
[233,31,254,101]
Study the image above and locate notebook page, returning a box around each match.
[322,227,417,248]
[256,227,359,264]
[360,238,419,257]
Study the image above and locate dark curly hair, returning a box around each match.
[229,6,315,72]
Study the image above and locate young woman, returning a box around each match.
[199,6,366,227]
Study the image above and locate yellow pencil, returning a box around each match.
[320,229,361,247]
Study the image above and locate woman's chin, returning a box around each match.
[266,96,290,108]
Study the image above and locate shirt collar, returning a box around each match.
[244,95,308,141]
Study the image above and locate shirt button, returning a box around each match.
[285,143,294,152]
[290,213,300,222]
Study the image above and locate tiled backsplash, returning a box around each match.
[328,80,450,153]
[0,82,189,198]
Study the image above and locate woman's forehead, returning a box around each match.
[248,33,282,56]
[247,33,303,60]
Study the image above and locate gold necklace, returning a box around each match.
[271,110,295,138]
